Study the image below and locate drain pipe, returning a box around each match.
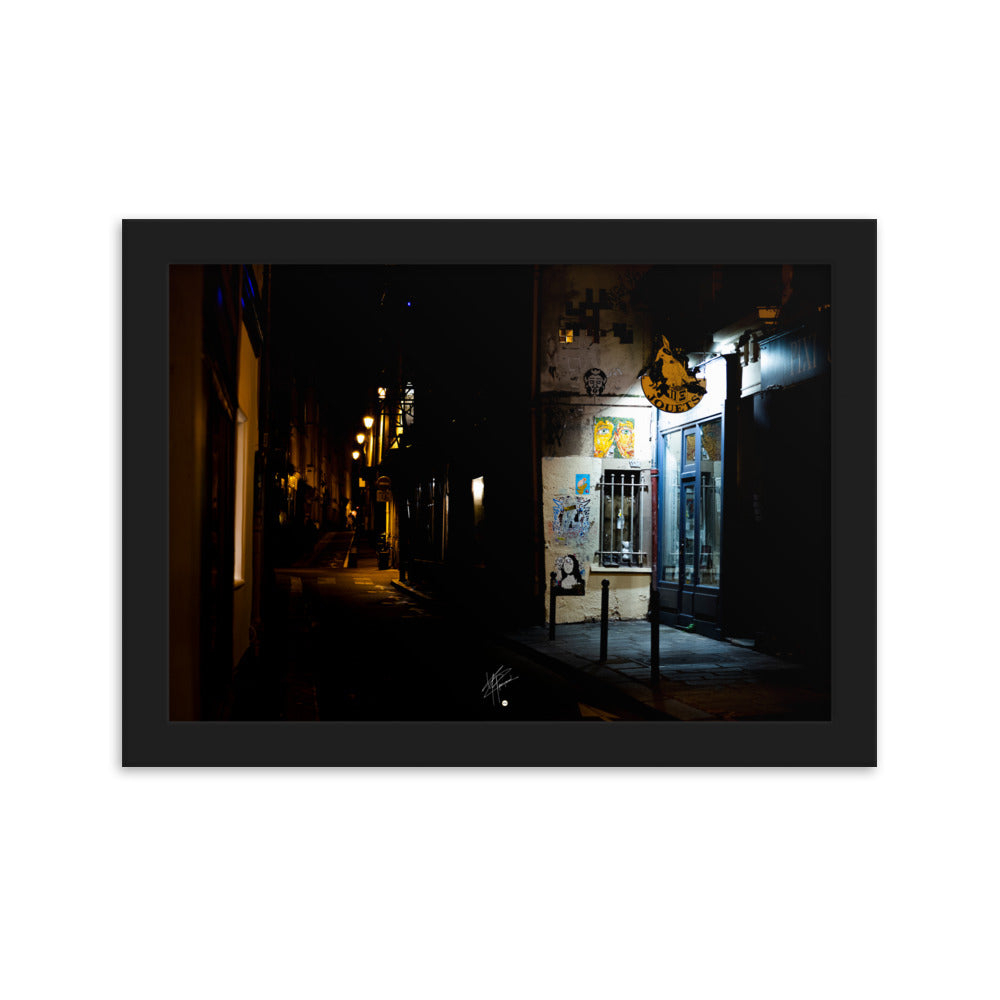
[649,466,660,687]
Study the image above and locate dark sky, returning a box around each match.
[269,265,534,434]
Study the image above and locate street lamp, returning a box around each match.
[363,416,374,430]
[355,433,365,445]
[351,450,360,461]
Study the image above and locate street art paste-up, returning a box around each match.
[593,418,615,457]
[614,420,635,459]
[553,554,586,595]
[575,474,590,495]
[552,495,592,542]
[640,335,708,413]
[583,368,607,396]
[593,416,635,459]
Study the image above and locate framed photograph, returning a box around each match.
[123,219,875,765]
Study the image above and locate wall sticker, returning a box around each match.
[583,368,607,396]
[552,495,592,542]
[552,554,586,595]
[593,417,635,458]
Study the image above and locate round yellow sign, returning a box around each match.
[640,336,707,413]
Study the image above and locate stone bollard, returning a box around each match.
[599,579,610,662]
[549,571,557,640]
[650,587,660,688]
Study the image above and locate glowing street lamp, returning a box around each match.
[355,433,365,445]
[351,450,360,461]
[363,416,374,429]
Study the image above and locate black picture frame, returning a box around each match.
[123,219,875,766]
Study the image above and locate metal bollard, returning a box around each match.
[650,587,660,687]
[549,571,557,639]
[599,579,610,662]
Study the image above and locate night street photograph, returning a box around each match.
[167,251,835,724]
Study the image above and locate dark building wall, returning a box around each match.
[169,265,267,720]
[390,267,537,623]
[169,267,208,721]
[733,366,831,666]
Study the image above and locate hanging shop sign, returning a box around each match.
[759,324,830,389]
[640,336,707,413]
[375,475,391,503]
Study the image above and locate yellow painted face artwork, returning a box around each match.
[614,421,635,458]
[594,419,615,457]
[640,336,707,413]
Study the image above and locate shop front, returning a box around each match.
[654,354,740,638]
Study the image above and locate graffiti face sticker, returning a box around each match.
[583,368,607,396]
[553,554,585,595]
[593,419,615,458]
[594,417,636,459]
[614,420,635,458]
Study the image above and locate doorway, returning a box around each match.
[659,417,723,631]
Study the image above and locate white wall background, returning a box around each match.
[3,4,996,1000]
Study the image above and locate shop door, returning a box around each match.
[658,418,723,630]
[677,476,697,620]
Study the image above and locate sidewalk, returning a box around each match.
[393,577,831,721]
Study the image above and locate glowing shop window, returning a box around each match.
[233,409,248,584]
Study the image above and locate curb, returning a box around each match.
[491,633,675,721]
[389,578,437,604]
[390,579,676,721]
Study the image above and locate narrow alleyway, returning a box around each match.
[230,531,647,721]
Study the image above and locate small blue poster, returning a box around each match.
[575,474,590,496]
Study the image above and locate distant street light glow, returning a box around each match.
[363,416,374,429]
[356,433,365,444]
[352,450,360,460]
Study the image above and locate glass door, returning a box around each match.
[678,477,697,618]
[659,417,724,626]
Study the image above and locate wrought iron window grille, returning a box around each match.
[594,470,649,568]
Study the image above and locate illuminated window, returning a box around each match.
[558,328,574,343]
[233,408,248,585]
[394,381,415,446]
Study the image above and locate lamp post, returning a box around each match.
[362,416,375,537]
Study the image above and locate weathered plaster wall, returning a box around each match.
[169,267,208,721]
[539,265,657,624]
[539,265,652,396]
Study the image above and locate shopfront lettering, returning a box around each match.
[760,328,829,388]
